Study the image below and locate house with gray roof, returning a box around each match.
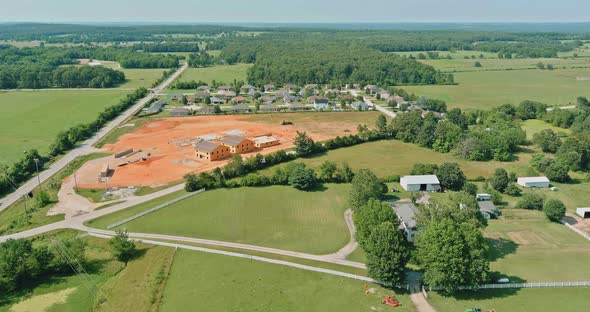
[231,104,251,113]
[351,101,368,111]
[145,99,167,115]
[259,104,279,112]
[478,201,501,220]
[392,203,420,242]
[170,107,190,116]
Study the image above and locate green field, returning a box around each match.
[258,140,537,179]
[421,57,590,72]
[0,90,127,162]
[404,68,590,110]
[485,209,590,282]
[390,50,499,59]
[428,287,590,312]
[160,249,413,312]
[103,185,351,255]
[168,64,252,91]
[98,61,169,89]
[521,119,572,140]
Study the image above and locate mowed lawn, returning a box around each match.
[521,119,572,140]
[111,185,351,255]
[258,140,537,179]
[485,209,590,282]
[404,68,590,110]
[168,64,252,91]
[97,61,169,89]
[428,287,590,312]
[0,90,127,162]
[159,249,413,312]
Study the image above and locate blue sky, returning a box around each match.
[1,0,589,23]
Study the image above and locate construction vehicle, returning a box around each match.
[383,296,400,307]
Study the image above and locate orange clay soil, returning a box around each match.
[76,114,366,189]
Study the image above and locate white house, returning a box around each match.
[517,176,550,188]
[392,203,419,242]
[576,207,590,219]
[313,98,330,110]
[400,175,441,192]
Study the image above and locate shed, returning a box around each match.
[392,203,419,242]
[400,175,441,192]
[478,201,500,220]
[517,177,550,188]
[576,208,590,218]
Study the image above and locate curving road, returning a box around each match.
[0,62,188,211]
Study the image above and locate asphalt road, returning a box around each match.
[0,62,188,211]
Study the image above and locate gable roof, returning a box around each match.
[259,104,278,111]
[232,104,250,111]
[193,140,222,152]
[517,176,550,184]
[477,201,498,215]
[401,175,440,185]
[171,107,189,114]
[221,135,249,146]
[313,98,329,104]
[392,203,419,229]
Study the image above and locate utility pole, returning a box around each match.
[73,171,79,190]
[34,158,41,189]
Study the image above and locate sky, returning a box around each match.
[1,0,589,23]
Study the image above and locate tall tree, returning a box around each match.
[435,163,466,191]
[294,131,317,157]
[365,222,410,287]
[109,230,137,266]
[349,169,386,210]
[490,168,510,193]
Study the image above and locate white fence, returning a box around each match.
[106,189,205,229]
[425,281,590,291]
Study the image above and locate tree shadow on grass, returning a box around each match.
[486,237,519,262]
[444,286,522,301]
[304,184,329,192]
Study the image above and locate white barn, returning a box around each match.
[517,176,550,188]
[576,208,590,218]
[400,175,441,192]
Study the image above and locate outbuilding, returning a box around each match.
[576,208,590,218]
[517,176,550,188]
[400,175,441,192]
[478,201,500,220]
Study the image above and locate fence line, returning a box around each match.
[425,281,590,291]
[106,189,205,229]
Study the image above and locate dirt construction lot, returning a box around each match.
[76,112,378,189]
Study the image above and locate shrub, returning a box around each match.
[462,183,478,196]
[240,174,271,187]
[504,183,522,196]
[543,199,566,222]
[516,193,544,210]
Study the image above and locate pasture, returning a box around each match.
[404,68,590,110]
[107,184,351,255]
[258,139,538,179]
[159,249,412,312]
[168,63,252,91]
[0,90,127,162]
[98,61,169,89]
[420,57,590,72]
[520,119,572,140]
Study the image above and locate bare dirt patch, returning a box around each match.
[77,114,369,189]
[507,231,551,246]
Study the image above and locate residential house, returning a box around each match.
[145,99,167,115]
[307,95,323,104]
[217,85,233,92]
[196,85,211,92]
[260,95,275,104]
[194,141,231,161]
[197,106,216,115]
[400,175,441,192]
[218,90,237,99]
[478,201,501,220]
[392,203,420,242]
[220,135,256,154]
[376,91,391,100]
[517,177,550,188]
[312,97,330,110]
[209,97,224,104]
[231,104,251,113]
[284,84,299,90]
[264,84,275,92]
[170,107,190,116]
[340,94,355,102]
[252,136,280,148]
[288,103,307,111]
[167,94,183,101]
[194,91,210,100]
[283,95,299,103]
[364,84,380,94]
[351,101,368,111]
[241,84,256,92]
[259,104,279,112]
[231,96,247,104]
[303,84,318,90]
[390,95,407,108]
[275,88,290,98]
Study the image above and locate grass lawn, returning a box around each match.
[97,60,170,89]
[0,90,127,162]
[428,287,590,312]
[168,64,252,91]
[346,246,367,263]
[258,140,537,179]
[159,249,413,312]
[245,111,380,132]
[1,232,175,312]
[521,119,572,140]
[404,68,590,110]
[485,209,590,282]
[104,185,351,255]
[0,153,109,235]
[390,50,498,59]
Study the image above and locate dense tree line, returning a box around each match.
[131,42,199,53]
[0,65,125,89]
[224,40,454,86]
[187,52,215,67]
